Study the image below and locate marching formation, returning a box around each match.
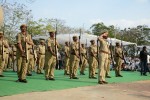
[0,24,125,84]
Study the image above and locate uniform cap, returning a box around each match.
[0,31,3,35]
[40,38,45,43]
[99,29,108,35]
[73,35,77,38]
[20,24,27,29]
[90,40,95,42]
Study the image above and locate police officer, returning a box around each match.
[114,42,123,77]
[88,40,97,79]
[16,24,33,83]
[37,39,45,74]
[0,31,9,77]
[98,30,110,84]
[64,41,70,75]
[70,36,80,79]
[80,44,88,75]
[45,31,59,80]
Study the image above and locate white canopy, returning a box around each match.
[33,33,136,46]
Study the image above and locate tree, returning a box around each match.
[1,2,33,41]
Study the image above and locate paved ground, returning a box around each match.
[1,80,150,100]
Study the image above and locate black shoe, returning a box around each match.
[106,76,111,78]
[143,74,147,76]
[27,74,32,76]
[73,77,79,79]
[45,78,49,80]
[80,72,85,75]
[98,81,104,84]
[91,77,97,79]
[95,72,98,74]
[0,75,4,77]
[16,79,21,82]
[89,77,91,79]
[118,75,123,77]
[40,72,43,74]
[102,81,108,84]
[20,79,27,83]
[49,78,55,81]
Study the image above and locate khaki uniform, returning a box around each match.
[89,45,98,78]
[106,54,111,76]
[3,45,9,70]
[0,39,8,75]
[45,37,59,79]
[98,38,109,82]
[8,47,13,68]
[12,45,17,71]
[64,45,70,74]
[70,41,80,78]
[16,32,32,80]
[37,44,45,73]
[80,47,87,74]
[114,46,123,76]
[27,45,35,75]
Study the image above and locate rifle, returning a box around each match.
[25,34,28,63]
[97,35,99,65]
[2,38,4,61]
[120,32,127,64]
[110,38,115,68]
[79,29,82,65]
[55,22,58,66]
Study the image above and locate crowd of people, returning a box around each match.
[0,24,149,84]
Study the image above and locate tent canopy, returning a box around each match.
[33,33,136,46]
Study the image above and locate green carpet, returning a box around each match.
[0,69,150,97]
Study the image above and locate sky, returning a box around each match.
[6,0,150,29]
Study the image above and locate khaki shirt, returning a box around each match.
[47,37,59,55]
[37,45,45,55]
[115,47,123,58]
[0,38,8,55]
[17,32,32,50]
[81,47,87,58]
[64,45,70,57]
[89,45,97,57]
[99,38,109,53]
[70,41,79,55]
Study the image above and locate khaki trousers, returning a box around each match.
[80,56,87,74]
[98,52,108,82]
[89,56,97,77]
[17,56,28,80]
[45,55,56,78]
[0,55,5,75]
[37,55,45,73]
[70,54,79,77]
[64,57,70,74]
[115,57,123,76]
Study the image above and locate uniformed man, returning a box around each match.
[98,30,110,84]
[45,31,59,80]
[80,44,87,75]
[64,41,70,75]
[3,42,9,71]
[0,32,8,77]
[8,44,13,69]
[114,42,123,77]
[16,24,33,83]
[105,45,111,78]
[70,36,80,79]
[27,44,35,76]
[37,39,45,74]
[12,43,17,72]
[88,40,97,79]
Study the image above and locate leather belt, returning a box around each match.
[39,53,45,55]
[100,50,109,54]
